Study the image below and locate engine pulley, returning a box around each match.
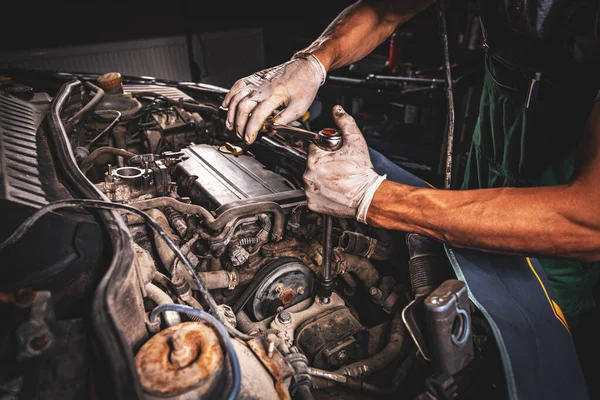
[249,258,314,321]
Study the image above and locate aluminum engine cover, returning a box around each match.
[174,144,304,212]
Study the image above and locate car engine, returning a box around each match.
[0,71,504,400]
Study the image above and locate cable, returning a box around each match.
[86,110,122,149]
[436,0,456,190]
[0,199,254,340]
[149,304,241,400]
[0,199,223,317]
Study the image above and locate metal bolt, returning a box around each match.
[369,287,383,299]
[296,286,305,295]
[277,311,292,325]
[337,350,348,360]
[274,284,284,294]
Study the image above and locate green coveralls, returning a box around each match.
[462,47,600,328]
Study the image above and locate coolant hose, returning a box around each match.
[149,304,241,400]
[130,197,285,241]
[406,233,447,298]
[334,250,380,289]
[335,312,406,378]
[144,283,181,326]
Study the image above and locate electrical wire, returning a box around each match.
[0,200,225,324]
[149,304,241,400]
[86,110,122,149]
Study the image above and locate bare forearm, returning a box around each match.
[367,181,600,261]
[302,0,434,71]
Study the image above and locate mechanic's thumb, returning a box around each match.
[272,101,309,126]
[332,105,361,140]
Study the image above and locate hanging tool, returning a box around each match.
[218,106,342,151]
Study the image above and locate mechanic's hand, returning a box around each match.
[221,54,326,144]
[303,106,386,222]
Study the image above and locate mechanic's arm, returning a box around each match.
[304,104,600,262]
[221,0,434,144]
[300,0,435,71]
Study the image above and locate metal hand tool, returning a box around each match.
[219,106,342,151]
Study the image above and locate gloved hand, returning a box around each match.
[303,106,386,222]
[221,53,326,144]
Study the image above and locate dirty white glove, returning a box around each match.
[303,106,386,222]
[221,52,326,144]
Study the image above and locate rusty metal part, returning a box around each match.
[231,339,281,399]
[135,322,224,397]
[248,337,294,400]
[164,207,188,238]
[197,270,239,290]
[279,288,296,305]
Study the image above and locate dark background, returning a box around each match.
[0,0,439,66]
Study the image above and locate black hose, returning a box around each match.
[436,0,456,190]
[149,304,241,400]
[0,200,223,326]
[80,147,137,172]
[64,81,105,131]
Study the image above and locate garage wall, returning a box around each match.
[0,28,264,88]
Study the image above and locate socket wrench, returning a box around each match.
[219,106,342,151]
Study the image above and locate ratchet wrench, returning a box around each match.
[219,106,343,151]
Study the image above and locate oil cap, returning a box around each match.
[97,72,124,94]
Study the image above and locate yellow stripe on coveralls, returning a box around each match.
[526,257,571,335]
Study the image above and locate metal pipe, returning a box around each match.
[130,197,285,241]
[259,136,307,164]
[197,270,238,290]
[368,74,446,84]
[80,146,137,173]
[144,283,181,327]
[335,312,406,378]
[308,368,395,395]
[436,0,455,189]
[317,215,334,303]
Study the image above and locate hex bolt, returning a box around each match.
[337,350,348,361]
[274,284,284,294]
[369,287,383,300]
[277,311,292,325]
[296,286,305,295]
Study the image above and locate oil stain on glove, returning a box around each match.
[303,105,385,222]
[221,54,326,145]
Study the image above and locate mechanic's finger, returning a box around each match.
[235,97,259,141]
[245,98,282,144]
[272,101,309,126]
[332,105,360,139]
[222,79,247,108]
[226,87,253,132]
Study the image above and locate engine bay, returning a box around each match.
[0,71,505,400]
